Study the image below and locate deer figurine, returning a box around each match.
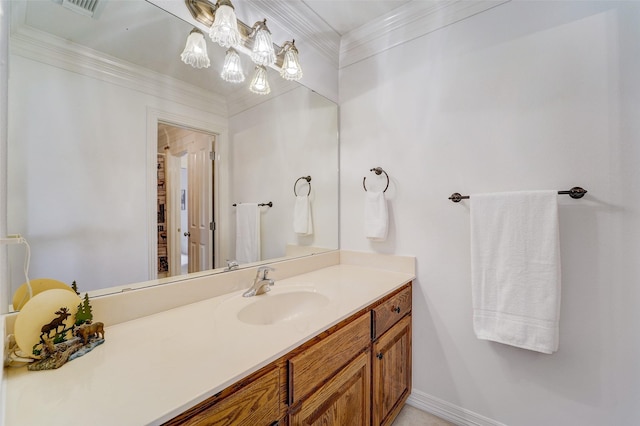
[40,307,71,339]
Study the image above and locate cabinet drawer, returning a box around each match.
[372,284,411,339]
[289,313,370,404]
[165,366,280,426]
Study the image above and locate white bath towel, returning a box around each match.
[364,190,388,241]
[293,195,313,236]
[470,190,561,354]
[235,203,260,264]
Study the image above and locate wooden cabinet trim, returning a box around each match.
[163,359,285,426]
[164,364,281,426]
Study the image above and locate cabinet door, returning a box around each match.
[288,313,371,405]
[372,314,412,426]
[290,351,371,426]
[166,366,280,426]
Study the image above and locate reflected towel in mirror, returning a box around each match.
[236,203,261,263]
[294,195,313,236]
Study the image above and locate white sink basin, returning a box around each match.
[237,290,330,325]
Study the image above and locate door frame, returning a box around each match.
[146,107,230,280]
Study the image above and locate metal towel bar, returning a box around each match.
[448,187,587,203]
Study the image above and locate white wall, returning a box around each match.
[339,1,639,424]
[229,86,339,263]
[7,55,225,293]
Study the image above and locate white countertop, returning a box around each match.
[3,264,413,426]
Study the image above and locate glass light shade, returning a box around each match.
[251,26,276,66]
[249,65,271,95]
[280,46,303,81]
[209,4,241,48]
[221,48,245,83]
[180,29,210,69]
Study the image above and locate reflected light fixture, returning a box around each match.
[279,40,303,81]
[180,28,210,69]
[184,0,303,93]
[250,19,276,66]
[220,48,245,83]
[249,65,271,95]
[208,0,241,48]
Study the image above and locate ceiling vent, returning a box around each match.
[55,0,105,19]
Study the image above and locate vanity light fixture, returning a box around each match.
[249,65,271,95]
[180,28,211,69]
[279,40,303,81]
[183,0,303,93]
[208,0,241,48]
[249,19,276,66]
[221,47,245,83]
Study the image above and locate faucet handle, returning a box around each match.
[225,260,239,271]
[256,266,275,279]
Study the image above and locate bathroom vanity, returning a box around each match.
[165,283,411,426]
[2,251,414,426]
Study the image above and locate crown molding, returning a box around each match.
[10,25,228,117]
[340,0,510,68]
[243,0,340,67]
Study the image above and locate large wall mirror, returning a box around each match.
[4,0,339,312]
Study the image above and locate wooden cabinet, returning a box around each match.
[288,313,370,405]
[163,364,283,426]
[290,351,371,426]
[372,285,412,339]
[372,314,412,426]
[166,282,412,426]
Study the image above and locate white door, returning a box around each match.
[186,137,213,273]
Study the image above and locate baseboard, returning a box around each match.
[406,389,506,426]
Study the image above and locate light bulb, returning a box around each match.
[279,41,303,81]
[209,2,241,48]
[180,28,210,69]
[249,65,271,95]
[221,48,245,83]
[250,20,276,66]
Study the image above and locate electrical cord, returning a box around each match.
[1,235,32,307]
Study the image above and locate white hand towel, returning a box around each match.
[293,195,313,236]
[470,190,561,354]
[235,203,260,263]
[364,190,388,241]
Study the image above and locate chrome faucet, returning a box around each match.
[224,260,239,271]
[243,266,275,297]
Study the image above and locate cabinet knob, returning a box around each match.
[376,352,383,360]
[270,422,280,426]
[392,306,401,314]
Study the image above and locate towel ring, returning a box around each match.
[363,167,389,193]
[294,176,312,196]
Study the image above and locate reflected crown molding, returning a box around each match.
[245,0,341,67]
[10,25,229,117]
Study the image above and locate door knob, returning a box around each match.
[184,232,191,237]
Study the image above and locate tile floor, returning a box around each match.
[392,404,455,425]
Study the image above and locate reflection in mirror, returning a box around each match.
[4,0,338,312]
